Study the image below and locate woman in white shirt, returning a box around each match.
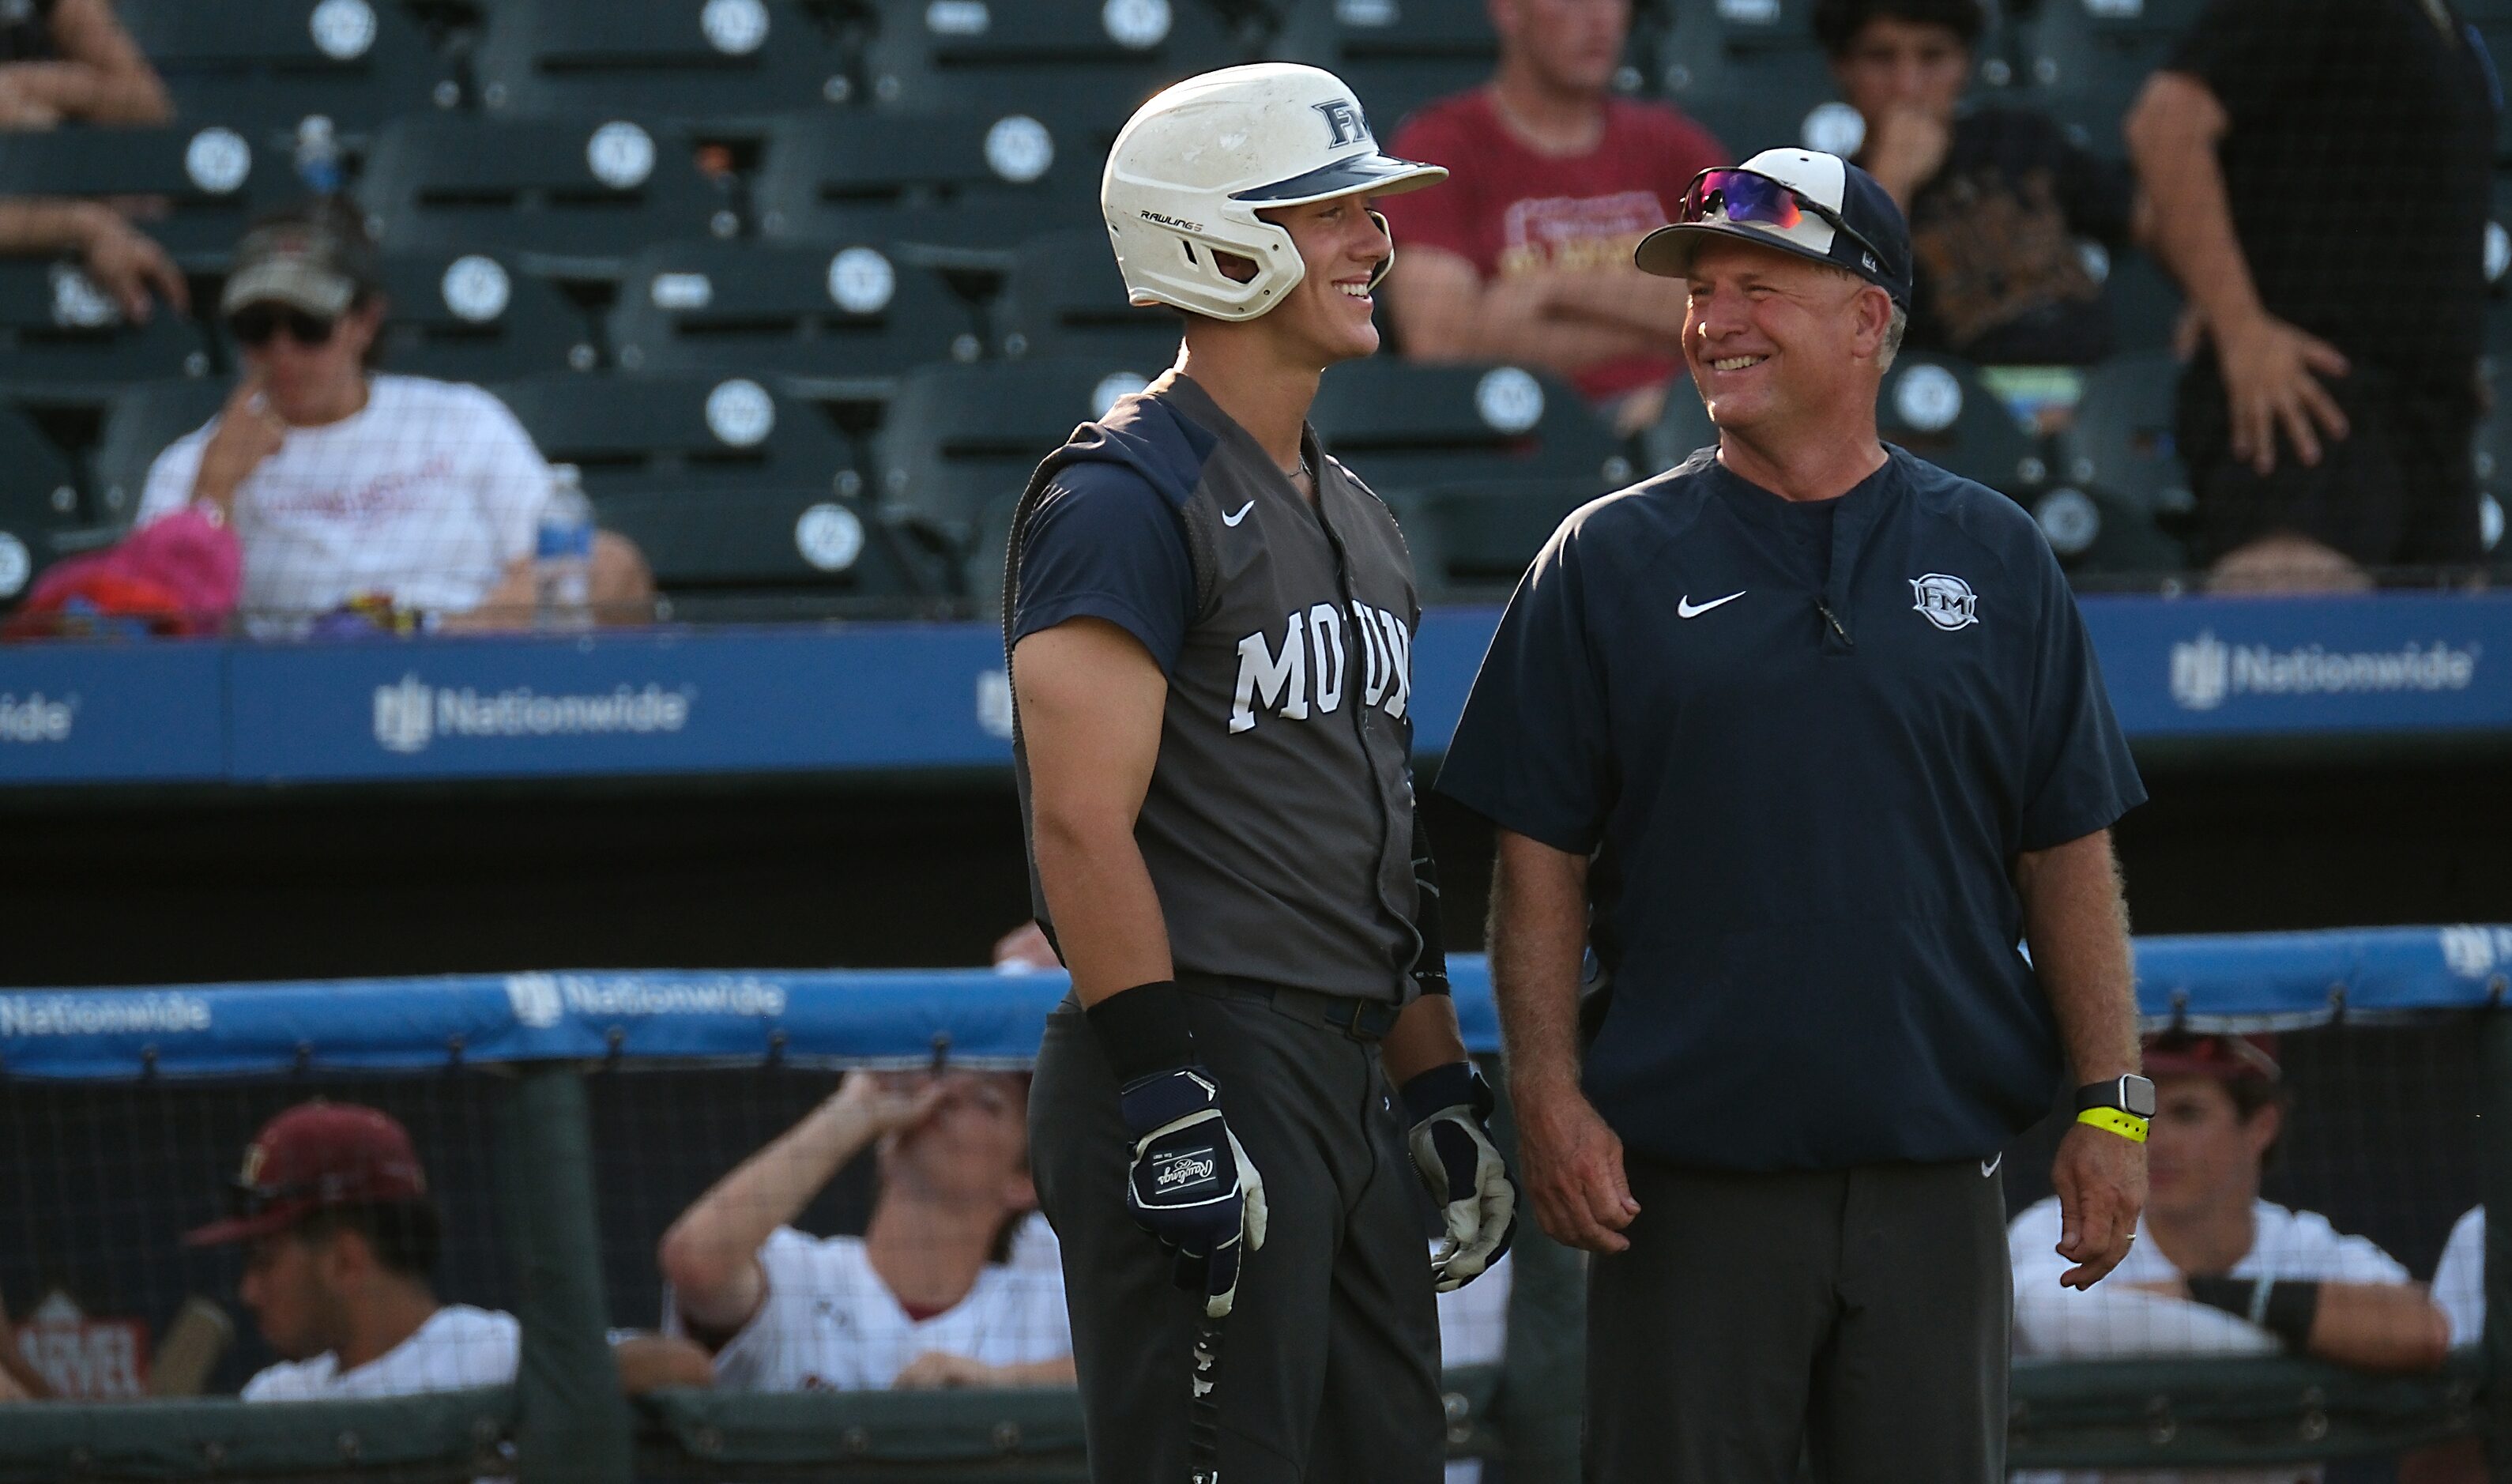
[137,202,651,632]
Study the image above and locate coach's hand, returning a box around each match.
[2051,1119,2147,1290]
[1401,1061,1518,1290]
[2216,310,2350,475]
[1512,1075,1638,1254]
[1119,1065,1267,1319]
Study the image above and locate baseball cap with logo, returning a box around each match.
[217,213,380,321]
[1634,148,1913,308]
[2141,1030,2283,1083]
[183,1101,430,1246]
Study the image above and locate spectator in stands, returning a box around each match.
[0,0,169,126]
[185,1101,710,1400]
[1814,0,2138,369]
[0,201,185,322]
[134,201,653,632]
[658,1069,1074,1392]
[2009,1033,2448,1480]
[1377,0,1727,434]
[2125,1,2493,592]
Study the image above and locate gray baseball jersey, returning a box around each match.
[1004,370,1424,1004]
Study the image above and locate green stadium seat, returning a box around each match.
[592,487,947,620]
[299,250,600,385]
[0,125,289,269]
[472,0,854,122]
[115,0,451,144]
[491,372,861,499]
[996,228,1185,365]
[607,240,982,397]
[357,115,736,280]
[751,109,1099,259]
[862,0,1245,145]
[2476,371,2512,578]
[1310,359,1633,495]
[90,378,228,525]
[1653,0,1849,158]
[874,357,1166,545]
[1266,0,1499,136]
[0,403,92,607]
[1876,353,2048,497]
[1641,371,1716,476]
[0,260,213,404]
[2047,347,2195,576]
[1386,476,1603,602]
[2098,246,2185,356]
[2010,0,2205,148]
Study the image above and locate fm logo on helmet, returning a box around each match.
[1313,98,1368,148]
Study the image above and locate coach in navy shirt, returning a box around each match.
[1439,149,2150,1482]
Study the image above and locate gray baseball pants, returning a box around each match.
[1029,975,1447,1484]
[1586,1156,2011,1484]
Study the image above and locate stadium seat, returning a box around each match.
[491,372,860,498]
[316,250,597,384]
[606,240,981,397]
[1266,0,1500,137]
[115,0,450,144]
[2009,0,2205,147]
[1309,360,1633,495]
[2048,347,2196,575]
[1876,354,2047,497]
[2476,373,2512,578]
[1642,372,1716,475]
[0,125,290,268]
[2098,245,2184,356]
[751,109,1099,258]
[471,0,854,121]
[0,403,93,606]
[995,228,1185,364]
[1652,0,1851,159]
[874,358,1165,544]
[0,260,213,402]
[357,115,736,280]
[1386,476,1602,601]
[861,0,1245,145]
[90,378,229,524]
[591,487,948,620]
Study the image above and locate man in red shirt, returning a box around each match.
[1377,0,1727,433]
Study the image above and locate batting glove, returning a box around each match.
[1401,1061,1517,1292]
[1120,1066,1269,1319]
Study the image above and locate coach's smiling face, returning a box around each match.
[1684,237,1892,440]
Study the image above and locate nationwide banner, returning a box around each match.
[2,928,2506,1079]
[1,594,2505,785]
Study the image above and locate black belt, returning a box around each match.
[1186,976,1402,1041]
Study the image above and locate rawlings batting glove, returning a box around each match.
[1401,1061,1517,1292]
[1120,1066,1269,1318]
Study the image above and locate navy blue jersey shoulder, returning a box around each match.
[1007,391,1218,675]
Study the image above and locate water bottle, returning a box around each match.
[293,115,342,197]
[535,465,594,630]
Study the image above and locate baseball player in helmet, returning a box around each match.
[1007,63,1519,1482]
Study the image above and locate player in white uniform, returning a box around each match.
[2008,1034,2449,1484]
[659,1068,1073,1390]
[185,1102,708,1403]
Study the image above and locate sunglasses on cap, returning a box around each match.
[227,304,338,348]
[1678,168,1890,274]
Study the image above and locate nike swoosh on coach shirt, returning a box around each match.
[1676,590,1745,618]
[1222,501,1255,526]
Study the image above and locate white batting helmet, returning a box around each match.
[1102,62,1448,322]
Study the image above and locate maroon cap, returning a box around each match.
[183,1102,429,1247]
[2142,1031,2282,1084]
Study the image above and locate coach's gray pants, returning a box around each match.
[1030,977,1446,1484]
[1587,1156,2011,1484]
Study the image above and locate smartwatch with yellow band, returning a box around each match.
[2074,1073,2156,1143]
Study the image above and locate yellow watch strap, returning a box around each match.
[2077,1105,2149,1143]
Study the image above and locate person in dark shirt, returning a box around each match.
[1816,0,2139,369]
[2126,0,2496,590]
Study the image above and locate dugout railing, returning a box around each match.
[0,928,2507,1482]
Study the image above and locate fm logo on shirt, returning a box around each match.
[1909,573,1981,631]
[1229,601,1413,733]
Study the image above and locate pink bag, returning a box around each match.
[4,509,242,638]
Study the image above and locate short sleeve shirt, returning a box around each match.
[664,1227,1071,1392]
[2169,0,2495,386]
[1437,449,2144,1170]
[1380,92,1727,404]
[242,1305,518,1400]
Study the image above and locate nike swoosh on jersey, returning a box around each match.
[1981,1154,2002,1178]
[1222,501,1256,526]
[1676,590,1745,618]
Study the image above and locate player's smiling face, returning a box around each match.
[1683,237,1887,437]
[1253,191,1392,364]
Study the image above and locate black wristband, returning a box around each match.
[2262,1280,2321,1350]
[2186,1275,2253,1319]
[1085,979,1196,1085]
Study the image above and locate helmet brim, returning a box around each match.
[1230,153,1448,206]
